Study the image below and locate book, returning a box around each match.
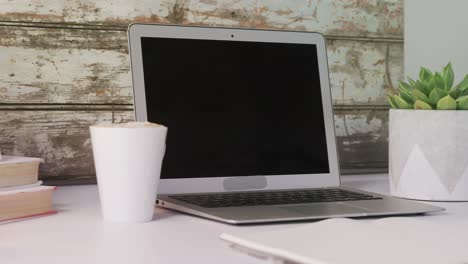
[0,155,43,188]
[0,185,56,223]
[221,218,468,264]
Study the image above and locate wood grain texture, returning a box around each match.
[329,40,402,105]
[0,25,401,106]
[335,109,388,170]
[0,0,403,38]
[0,111,114,178]
[0,0,402,181]
[0,26,131,104]
[113,110,135,123]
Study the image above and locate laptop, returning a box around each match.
[127,24,443,224]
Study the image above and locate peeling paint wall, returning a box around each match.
[0,0,401,184]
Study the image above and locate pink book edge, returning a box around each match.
[0,210,58,224]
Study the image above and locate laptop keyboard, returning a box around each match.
[169,189,382,208]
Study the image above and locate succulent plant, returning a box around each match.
[388,63,468,110]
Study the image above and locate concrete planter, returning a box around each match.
[389,109,468,201]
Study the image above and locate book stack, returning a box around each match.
[0,154,56,223]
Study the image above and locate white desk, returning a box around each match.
[1,174,467,264]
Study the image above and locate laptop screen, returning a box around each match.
[141,37,329,179]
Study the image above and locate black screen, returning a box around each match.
[141,36,329,179]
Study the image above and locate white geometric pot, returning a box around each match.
[389,109,468,201]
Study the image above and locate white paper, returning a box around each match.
[90,122,167,223]
[0,181,43,193]
[221,217,468,264]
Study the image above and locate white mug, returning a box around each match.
[90,122,167,223]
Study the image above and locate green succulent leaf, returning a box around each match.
[399,87,414,104]
[443,62,455,89]
[433,73,446,91]
[419,67,433,82]
[461,88,468,97]
[414,99,433,110]
[412,88,430,104]
[454,74,468,91]
[394,63,468,110]
[387,95,398,109]
[393,95,413,109]
[436,95,457,110]
[399,81,413,91]
[449,88,461,99]
[457,95,468,110]
[429,88,447,105]
[408,77,417,88]
[417,80,431,96]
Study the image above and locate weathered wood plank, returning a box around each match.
[186,0,403,38]
[0,104,132,111]
[113,110,135,124]
[0,25,401,106]
[0,26,127,51]
[0,0,402,38]
[328,40,402,105]
[335,109,389,170]
[0,111,114,178]
[0,26,131,104]
[0,1,399,182]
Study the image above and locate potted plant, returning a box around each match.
[387,63,468,201]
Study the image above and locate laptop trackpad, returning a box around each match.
[278,203,372,216]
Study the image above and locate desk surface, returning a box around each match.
[1,174,467,264]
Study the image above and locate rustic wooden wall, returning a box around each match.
[0,0,402,184]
